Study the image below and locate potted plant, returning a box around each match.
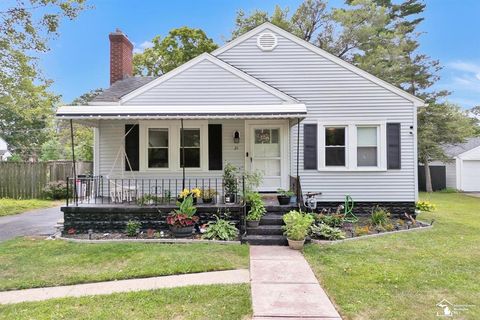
[223,162,239,204]
[167,195,199,237]
[178,188,201,205]
[277,188,294,205]
[283,210,314,250]
[246,192,266,227]
[201,188,217,204]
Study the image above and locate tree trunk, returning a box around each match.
[424,160,433,193]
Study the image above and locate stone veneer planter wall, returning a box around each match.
[61,205,244,233]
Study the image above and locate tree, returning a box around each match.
[0,56,58,160]
[133,27,218,76]
[418,102,478,192]
[0,0,87,95]
[40,88,103,162]
[0,0,87,160]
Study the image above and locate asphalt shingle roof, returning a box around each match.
[91,76,156,103]
[443,137,480,157]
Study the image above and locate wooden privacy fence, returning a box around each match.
[0,161,92,199]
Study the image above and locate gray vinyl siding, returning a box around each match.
[218,28,416,202]
[97,119,245,179]
[445,161,457,189]
[124,60,284,105]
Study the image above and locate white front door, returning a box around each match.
[246,122,288,191]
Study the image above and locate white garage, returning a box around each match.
[460,160,480,191]
[443,137,480,192]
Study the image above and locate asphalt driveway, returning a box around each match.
[0,206,62,242]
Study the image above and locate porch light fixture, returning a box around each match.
[233,131,240,144]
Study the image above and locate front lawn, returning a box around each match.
[0,284,252,320]
[0,198,58,217]
[304,193,479,320]
[0,238,249,291]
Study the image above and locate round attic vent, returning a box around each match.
[257,32,278,51]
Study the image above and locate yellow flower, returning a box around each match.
[179,189,190,198]
[191,188,201,198]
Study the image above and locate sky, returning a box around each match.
[23,0,480,108]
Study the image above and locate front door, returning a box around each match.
[247,123,287,191]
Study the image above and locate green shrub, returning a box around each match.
[246,192,266,221]
[277,188,294,197]
[125,220,141,237]
[42,180,69,199]
[315,213,344,228]
[310,224,345,240]
[370,206,390,227]
[282,210,314,241]
[202,216,239,241]
[416,200,436,212]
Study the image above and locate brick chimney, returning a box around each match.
[109,29,133,85]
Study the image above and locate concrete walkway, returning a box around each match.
[250,246,342,320]
[0,269,249,304]
[0,206,62,242]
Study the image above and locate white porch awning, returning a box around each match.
[56,104,307,120]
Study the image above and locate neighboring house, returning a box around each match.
[57,23,424,214]
[0,137,11,161]
[429,137,480,192]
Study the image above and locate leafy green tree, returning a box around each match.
[0,0,87,161]
[133,27,218,76]
[41,88,103,161]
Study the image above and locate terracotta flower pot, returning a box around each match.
[169,225,194,238]
[246,220,260,228]
[287,238,305,250]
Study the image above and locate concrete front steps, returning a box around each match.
[244,205,297,246]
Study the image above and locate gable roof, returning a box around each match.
[119,53,298,104]
[212,22,425,107]
[444,137,480,157]
[91,76,156,104]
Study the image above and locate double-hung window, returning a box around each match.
[180,128,201,168]
[148,128,169,168]
[325,127,346,167]
[357,126,378,167]
[317,122,386,170]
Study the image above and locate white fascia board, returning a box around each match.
[212,22,425,107]
[457,145,480,159]
[119,52,298,104]
[55,104,307,120]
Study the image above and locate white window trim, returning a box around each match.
[317,121,387,171]
[139,120,209,172]
[178,121,208,171]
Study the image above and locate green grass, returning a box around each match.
[0,284,252,320]
[304,193,480,320]
[0,238,249,291]
[0,198,58,217]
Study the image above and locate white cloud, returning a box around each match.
[437,60,480,108]
[133,40,154,54]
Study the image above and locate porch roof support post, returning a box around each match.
[70,119,77,206]
[296,118,300,207]
[181,118,185,190]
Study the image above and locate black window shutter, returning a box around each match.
[387,123,401,169]
[304,124,318,170]
[125,124,139,171]
[208,124,222,170]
